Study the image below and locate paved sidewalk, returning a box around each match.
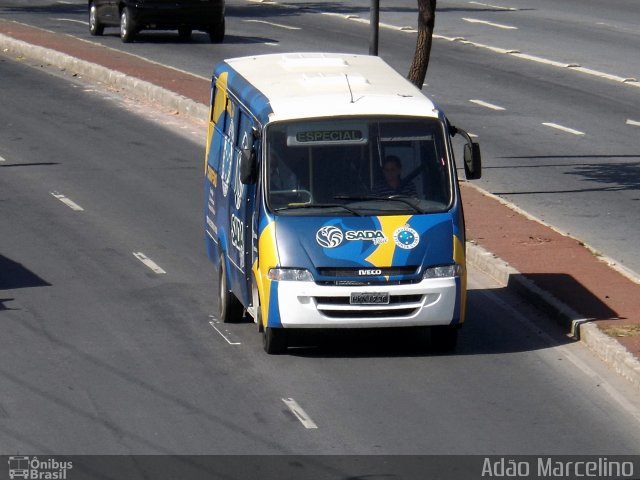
[2,19,639,389]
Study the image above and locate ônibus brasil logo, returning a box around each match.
[8,456,73,479]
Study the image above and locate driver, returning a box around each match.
[373,155,417,197]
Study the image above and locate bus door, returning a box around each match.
[228,109,257,307]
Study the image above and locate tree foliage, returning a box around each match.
[407,0,437,89]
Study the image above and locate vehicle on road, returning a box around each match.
[88,0,225,43]
[204,53,482,354]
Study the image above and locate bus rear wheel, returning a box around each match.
[217,253,242,323]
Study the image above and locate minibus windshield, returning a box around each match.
[266,117,452,216]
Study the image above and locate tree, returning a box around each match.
[407,0,437,89]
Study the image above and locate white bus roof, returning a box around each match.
[222,53,440,123]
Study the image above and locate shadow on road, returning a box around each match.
[0,254,50,290]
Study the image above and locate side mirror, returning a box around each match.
[239,148,257,184]
[450,124,482,180]
[463,142,482,180]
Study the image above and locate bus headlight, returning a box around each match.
[423,264,461,279]
[268,268,314,282]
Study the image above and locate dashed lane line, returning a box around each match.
[462,18,518,30]
[296,4,640,89]
[468,1,518,11]
[542,122,585,136]
[469,99,506,111]
[626,119,640,127]
[132,252,167,274]
[282,398,318,429]
[50,191,84,211]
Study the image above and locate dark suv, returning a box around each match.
[89,0,225,43]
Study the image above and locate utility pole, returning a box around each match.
[369,0,379,55]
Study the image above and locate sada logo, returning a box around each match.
[316,226,344,248]
[393,226,420,249]
[345,230,387,244]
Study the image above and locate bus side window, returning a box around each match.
[211,82,228,127]
[207,86,229,172]
[210,84,217,123]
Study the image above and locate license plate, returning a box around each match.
[350,292,390,305]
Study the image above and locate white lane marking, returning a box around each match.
[243,19,300,30]
[508,52,571,68]
[542,122,585,136]
[132,252,167,274]
[0,155,6,162]
[282,398,318,429]
[50,191,84,211]
[462,18,518,30]
[320,12,417,33]
[469,1,518,10]
[569,65,637,83]
[469,99,506,111]
[208,317,242,345]
[627,119,640,127]
[256,1,637,89]
[54,18,89,26]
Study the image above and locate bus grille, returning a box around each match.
[314,294,424,319]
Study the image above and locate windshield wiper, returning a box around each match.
[334,195,423,213]
[274,203,362,216]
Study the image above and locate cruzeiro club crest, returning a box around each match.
[316,226,344,248]
[393,225,420,249]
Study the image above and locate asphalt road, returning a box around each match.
[2,51,640,455]
[2,0,639,277]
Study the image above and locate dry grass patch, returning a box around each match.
[600,324,640,337]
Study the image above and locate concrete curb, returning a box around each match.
[3,32,640,390]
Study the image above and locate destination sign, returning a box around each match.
[296,129,363,143]
[287,121,369,146]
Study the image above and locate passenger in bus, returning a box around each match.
[373,155,417,197]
